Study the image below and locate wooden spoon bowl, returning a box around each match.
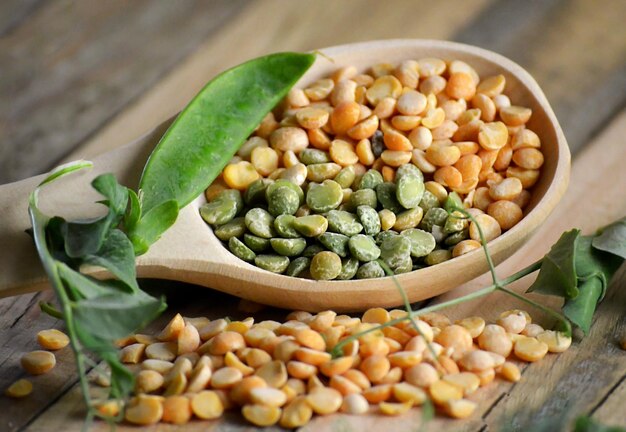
[0,40,569,312]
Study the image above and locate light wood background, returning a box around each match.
[1,1,625,431]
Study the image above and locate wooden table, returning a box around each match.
[1,1,625,430]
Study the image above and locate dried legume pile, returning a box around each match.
[201,59,544,279]
[76,308,569,426]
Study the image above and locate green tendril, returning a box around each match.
[378,260,441,364]
[447,201,572,336]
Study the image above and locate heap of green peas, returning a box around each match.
[200,161,470,280]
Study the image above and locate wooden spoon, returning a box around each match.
[0,39,569,312]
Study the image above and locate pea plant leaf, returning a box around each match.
[574,235,623,300]
[574,416,626,432]
[528,222,625,334]
[592,216,626,259]
[83,229,139,292]
[46,216,80,266]
[560,235,624,333]
[91,173,129,223]
[527,229,580,298]
[58,174,130,258]
[124,189,141,233]
[562,277,603,334]
[61,216,115,258]
[73,291,165,340]
[57,262,121,300]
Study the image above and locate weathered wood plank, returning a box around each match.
[591,374,626,427]
[0,0,247,184]
[0,290,81,432]
[0,0,44,36]
[454,0,626,153]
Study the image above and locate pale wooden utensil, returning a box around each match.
[0,39,569,312]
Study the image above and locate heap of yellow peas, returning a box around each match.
[5,307,574,427]
[111,308,571,426]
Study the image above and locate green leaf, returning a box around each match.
[562,277,603,334]
[102,351,135,399]
[561,235,624,333]
[91,174,129,224]
[83,229,139,292]
[128,199,179,255]
[575,416,626,432]
[139,52,316,214]
[72,323,118,357]
[124,189,141,232]
[529,229,624,334]
[575,235,623,301]
[592,217,626,259]
[60,174,130,258]
[73,326,135,399]
[39,301,64,319]
[61,215,113,258]
[57,262,123,300]
[73,291,166,340]
[45,216,78,266]
[527,229,580,298]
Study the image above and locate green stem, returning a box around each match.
[451,205,500,287]
[500,259,543,285]
[448,205,570,333]
[332,316,405,357]
[29,202,96,420]
[413,284,498,316]
[378,261,440,363]
[39,301,64,319]
[54,271,94,417]
[332,283,500,357]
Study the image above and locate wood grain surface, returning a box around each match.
[0,0,246,183]
[1,0,625,431]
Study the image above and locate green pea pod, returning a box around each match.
[129,200,179,255]
[139,52,316,216]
